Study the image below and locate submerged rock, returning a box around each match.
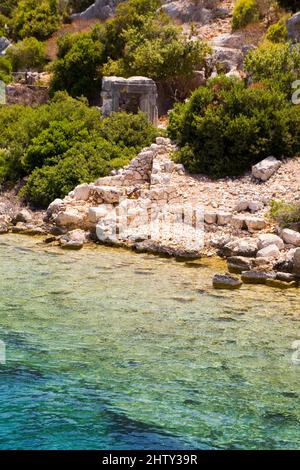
[241,271,276,285]
[266,279,298,289]
[227,256,254,274]
[213,273,242,289]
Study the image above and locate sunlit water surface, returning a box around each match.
[0,234,299,450]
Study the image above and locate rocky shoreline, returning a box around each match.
[1,137,300,289]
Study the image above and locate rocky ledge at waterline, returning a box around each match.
[0,137,300,288]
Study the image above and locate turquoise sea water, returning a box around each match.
[0,234,299,450]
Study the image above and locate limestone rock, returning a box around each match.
[235,200,249,212]
[256,244,280,259]
[71,0,121,21]
[293,248,300,275]
[244,216,266,232]
[0,224,9,234]
[211,47,244,73]
[252,156,281,182]
[56,209,83,229]
[257,233,284,251]
[13,209,32,224]
[73,184,92,201]
[227,256,254,274]
[89,205,113,224]
[231,215,246,229]
[223,237,258,257]
[93,186,124,204]
[46,198,64,218]
[276,272,297,282]
[212,273,242,289]
[241,271,276,284]
[0,37,10,55]
[281,228,300,247]
[212,32,243,49]
[60,229,88,250]
[217,212,232,225]
[204,211,217,224]
[286,12,300,43]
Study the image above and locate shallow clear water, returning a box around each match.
[0,234,299,450]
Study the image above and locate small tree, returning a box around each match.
[6,37,48,71]
[12,0,60,40]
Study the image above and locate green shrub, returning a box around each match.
[20,138,128,208]
[98,112,158,151]
[6,37,48,71]
[232,0,260,31]
[244,41,300,96]
[12,0,60,40]
[0,13,9,37]
[50,32,105,101]
[0,1,18,18]
[102,15,208,83]
[0,56,12,84]
[0,92,158,206]
[168,76,300,178]
[269,200,300,229]
[265,18,288,43]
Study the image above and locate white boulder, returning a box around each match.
[281,229,300,247]
[73,184,91,201]
[88,205,113,224]
[252,156,281,182]
[56,208,83,228]
[258,233,284,251]
[256,244,280,259]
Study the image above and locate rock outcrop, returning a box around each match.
[287,12,300,44]
[252,156,281,182]
[0,37,10,55]
[71,0,123,21]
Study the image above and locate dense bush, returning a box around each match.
[232,0,260,31]
[244,41,300,96]
[168,76,300,178]
[51,0,208,101]
[0,56,13,84]
[5,37,48,71]
[0,13,9,37]
[50,32,105,101]
[21,139,128,207]
[12,0,60,40]
[0,92,157,206]
[0,0,18,18]
[265,18,288,43]
[276,0,298,12]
